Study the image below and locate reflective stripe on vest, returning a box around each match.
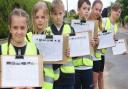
[105,18,118,34]
[73,55,93,67]
[1,42,37,55]
[46,24,75,74]
[54,68,60,80]
[61,58,75,73]
[43,64,54,89]
[44,76,54,84]
[44,64,54,80]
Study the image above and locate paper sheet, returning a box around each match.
[69,32,91,57]
[1,56,39,87]
[71,19,95,33]
[98,32,115,49]
[33,35,63,61]
[112,39,128,55]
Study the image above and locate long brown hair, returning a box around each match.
[89,0,103,31]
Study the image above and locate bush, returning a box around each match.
[0,0,39,39]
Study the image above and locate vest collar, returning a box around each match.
[50,23,65,35]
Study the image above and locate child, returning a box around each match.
[0,8,38,89]
[27,1,49,41]
[102,2,121,34]
[46,0,75,89]
[89,1,104,89]
[72,0,94,89]
[29,1,59,89]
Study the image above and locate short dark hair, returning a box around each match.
[92,0,103,8]
[78,0,91,9]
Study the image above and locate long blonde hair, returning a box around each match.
[32,1,49,34]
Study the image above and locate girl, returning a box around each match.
[88,1,104,89]
[27,1,59,89]
[0,8,39,89]
[27,1,49,41]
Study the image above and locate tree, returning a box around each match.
[117,0,128,20]
[0,0,38,38]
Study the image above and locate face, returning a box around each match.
[111,9,121,20]
[92,3,103,19]
[9,15,28,43]
[34,9,48,31]
[78,2,91,19]
[51,8,65,26]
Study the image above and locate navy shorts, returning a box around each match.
[93,55,105,72]
[75,69,93,89]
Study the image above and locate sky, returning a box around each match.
[46,0,116,11]
[63,0,116,11]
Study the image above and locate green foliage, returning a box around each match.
[117,0,128,20]
[0,0,77,38]
[64,9,77,24]
[0,0,39,39]
[124,15,128,24]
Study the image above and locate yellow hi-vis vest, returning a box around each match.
[1,42,37,55]
[26,31,59,89]
[103,17,118,34]
[43,64,60,89]
[46,24,73,36]
[46,24,75,74]
[73,55,93,67]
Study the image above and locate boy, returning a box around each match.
[73,0,94,89]
[46,0,75,89]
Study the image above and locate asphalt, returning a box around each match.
[104,32,128,89]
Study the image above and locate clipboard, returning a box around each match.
[32,34,68,64]
[44,35,68,64]
[71,20,95,32]
[98,31,115,49]
[69,32,93,57]
[0,55,43,88]
[112,39,128,55]
[71,19,97,38]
